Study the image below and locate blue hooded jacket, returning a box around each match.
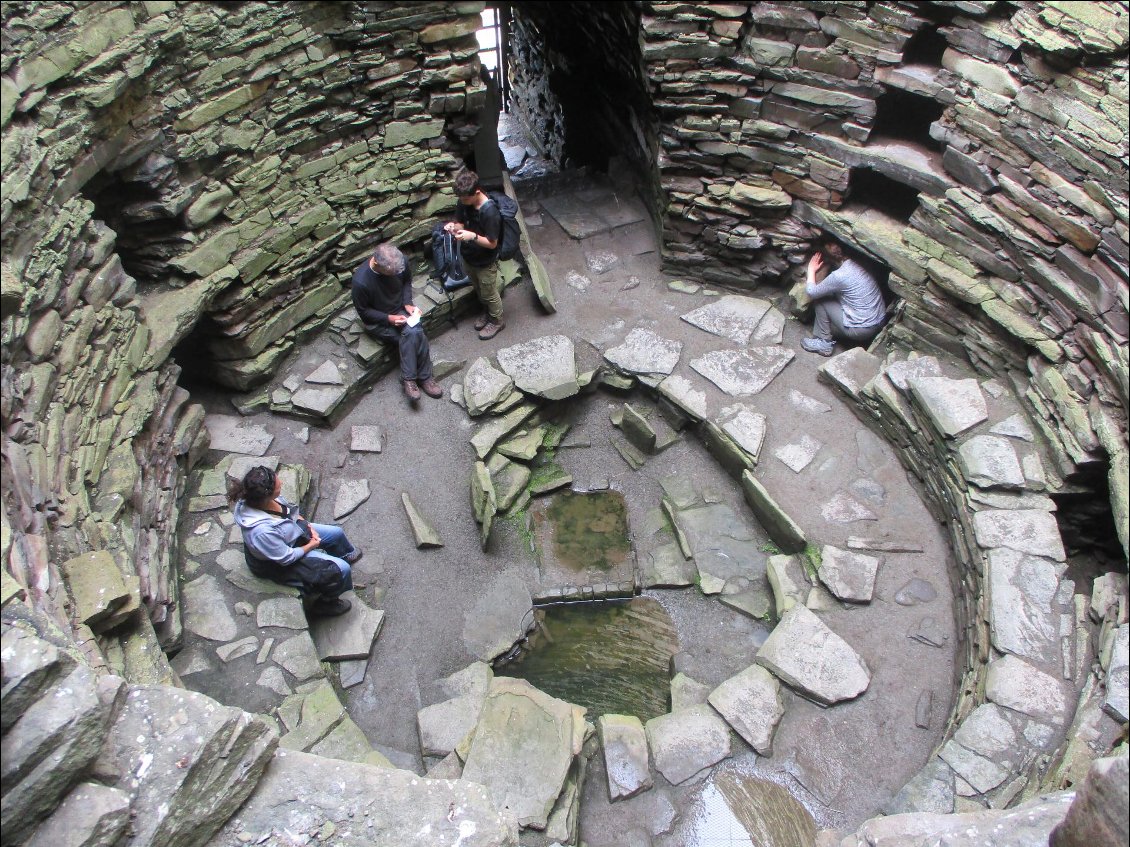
[233,497,307,566]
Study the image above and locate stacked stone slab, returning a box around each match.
[819,347,1123,812]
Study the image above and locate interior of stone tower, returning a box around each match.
[1,3,1127,847]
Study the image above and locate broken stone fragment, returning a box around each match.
[333,479,370,520]
[756,605,871,705]
[817,545,880,603]
[708,663,785,755]
[401,493,443,548]
[598,714,652,802]
[645,703,731,785]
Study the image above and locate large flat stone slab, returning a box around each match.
[908,376,988,437]
[756,605,871,705]
[604,328,682,377]
[958,435,1025,489]
[818,545,880,603]
[740,471,806,554]
[182,574,238,642]
[333,479,370,520]
[310,594,385,661]
[462,569,533,662]
[210,749,516,847]
[657,374,708,421]
[461,676,582,830]
[987,548,1061,663]
[690,347,794,396]
[464,356,516,416]
[680,295,773,344]
[985,654,1069,723]
[496,335,579,400]
[973,510,1066,561]
[645,704,731,785]
[597,714,652,802]
[204,414,274,455]
[717,404,767,463]
[708,664,785,755]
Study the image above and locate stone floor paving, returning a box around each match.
[180,170,966,840]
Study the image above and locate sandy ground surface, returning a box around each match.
[185,170,960,841]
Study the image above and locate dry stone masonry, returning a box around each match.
[2,2,1128,847]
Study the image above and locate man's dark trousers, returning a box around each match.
[367,324,433,381]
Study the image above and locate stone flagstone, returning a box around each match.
[819,347,883,399]
[604,328,682,377]
[645,704,731,785]
[350,425,382,453]
[767,554,809,617]
[985,654,1069,723]
[821,491,877,523]
[756,605,871,705]
[753,307,786,343]
[708,664,785,755]
[680,295,773,344]
[907,376,988,437]
[690,347,795,396]
[496,335,579,400]
[256,596,307,630]
[990,413,1035,442]
[462,569,533,662]
[789,390,832,414]
[290,385,347,418]
[718,404,767,463]
[775,433,822,473]
[958,435,1025,489]
[182,574,238,642]
[401,493,443,548]
[818,545,880,603]
[973,509,1066,561]
[460,676,582,830]
[305,360,343,385]
[598,714,652,802]
[740,471,806,554]
[310,593,385,661]
[657,374,708,421]
[272,632,323,682]
[464,356,515,416]
[204,414,274,455]
[987,547,1061,663]
[333,479,370,519]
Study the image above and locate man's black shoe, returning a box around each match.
[310,597,352,617]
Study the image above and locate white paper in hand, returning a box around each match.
[405,312,421,327]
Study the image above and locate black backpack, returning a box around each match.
[486,191,521,261]
[430,223,471,291]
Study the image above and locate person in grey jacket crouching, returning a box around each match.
[229,465,361,617]
[801,238,887,357]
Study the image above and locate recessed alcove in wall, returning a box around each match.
[870,87,946,152]
[846,168,922,223]
[901,25,951,67]
[83,155,197,283]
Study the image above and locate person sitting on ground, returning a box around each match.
[351,242,444,403]
[230,465,361,617]
[801,238,887,357]
[444,169,505,340]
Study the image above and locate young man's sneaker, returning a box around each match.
[403,379,421,401]
[801,336,835,357]
[310,597,351,617]
[344,548,363,565]
[420,378,444,398]
[478,320,505,340]
[473,314,489,331]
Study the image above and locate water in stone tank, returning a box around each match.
[496,597,677,723]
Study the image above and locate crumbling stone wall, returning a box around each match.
[1,0,487,662]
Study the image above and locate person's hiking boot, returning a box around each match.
[344,548,363,565]
[474,314,489,331]
[478,320,505,340]
[801,336,835,357]
[403,379,422,401]
[420,378,444,398]
[310,597,351,617]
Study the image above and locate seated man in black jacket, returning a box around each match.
[351,242,443,402]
